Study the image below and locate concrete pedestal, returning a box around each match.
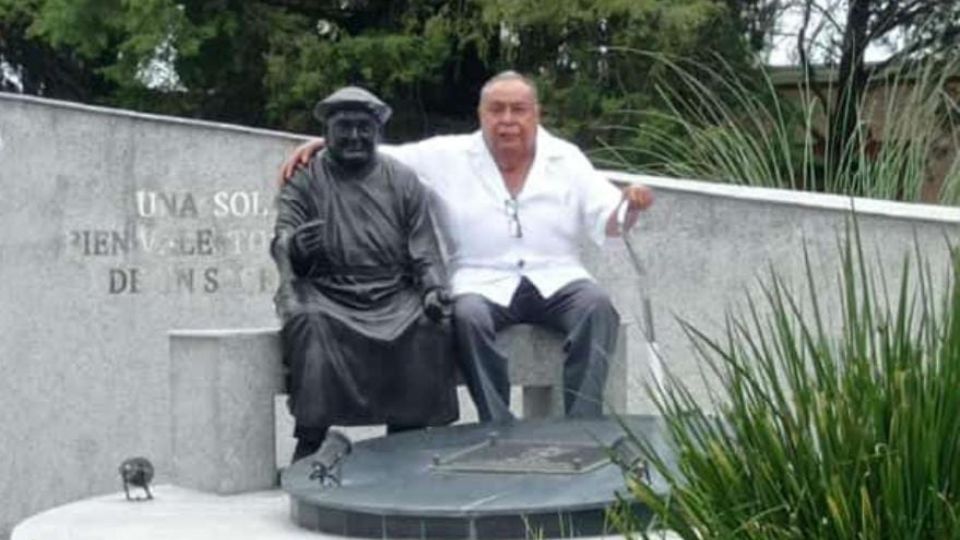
[169,328,285,495]
[168,324,632,497]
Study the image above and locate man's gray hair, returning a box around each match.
[479,70,539,105]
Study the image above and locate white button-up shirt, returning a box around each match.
[383,127,622,306]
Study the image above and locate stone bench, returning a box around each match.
[168,323,629,495]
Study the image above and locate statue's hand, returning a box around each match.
[290,219,326,261]
[423,288,451,323]
[278,138,326,185]
[274,286,302,320]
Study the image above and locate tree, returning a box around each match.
[21,0,303,126]
[0,0,110,99]
[473,0,767,148]
[0,0,766,145]
[260,0,492,137]
[0,0,494,135]
[789,0,960,184]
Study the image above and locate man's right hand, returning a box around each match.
[278,138,326,185]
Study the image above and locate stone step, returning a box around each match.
[12,484,676,540]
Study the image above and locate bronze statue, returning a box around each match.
[308,430,352,487]
[272,86,458,461]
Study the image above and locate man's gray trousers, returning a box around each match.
[452,277,620,422]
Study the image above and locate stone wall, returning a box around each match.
[0,94,303,538]
[591,174,960,415]
[1,93,958,538]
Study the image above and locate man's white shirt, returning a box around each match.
[382,127,622,306]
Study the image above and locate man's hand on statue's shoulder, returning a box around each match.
[423,288,451,323]
[278,138,326,185]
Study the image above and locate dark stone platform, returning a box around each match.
[282,416,669,539]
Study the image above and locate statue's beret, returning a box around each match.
[313,86,392,124]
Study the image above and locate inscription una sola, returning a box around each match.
[136,190,272,219]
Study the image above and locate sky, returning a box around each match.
[1,59,23,92]
[765,1,903,66]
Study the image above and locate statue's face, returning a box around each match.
[326,109,379,168]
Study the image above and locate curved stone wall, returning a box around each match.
[1,93,958,538]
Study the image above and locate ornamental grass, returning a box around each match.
[596,51,960,204]
[612,226,960,539]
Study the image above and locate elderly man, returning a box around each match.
[281,71,653,422]
[273,86,458,460]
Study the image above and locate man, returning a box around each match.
[281,71,653,422]
[273,86,458,461]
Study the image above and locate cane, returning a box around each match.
[621,233,666,394]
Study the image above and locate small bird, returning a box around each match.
[119,457,154,501]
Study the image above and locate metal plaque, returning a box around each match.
[432,438,611,475]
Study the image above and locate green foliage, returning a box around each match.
[0,0,106,98]
[596,52,960,203]
[31,0,118,57]
[263,5,465,136]
[614,228,960,538]
[475,0,756,147]
[1,0,762,139]
[6,0,280,123]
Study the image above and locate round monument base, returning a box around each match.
[282,415,668,539]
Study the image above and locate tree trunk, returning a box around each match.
[826,0,871,190]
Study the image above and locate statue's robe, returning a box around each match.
[272,151,458,429]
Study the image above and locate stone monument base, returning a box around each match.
[283,416,669,539]
[11,484,679,540]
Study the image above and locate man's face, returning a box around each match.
[326,109,379,168]
[478,79,540,158]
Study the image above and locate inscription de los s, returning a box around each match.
[106,265,276,296]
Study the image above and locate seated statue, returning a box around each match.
[271,86,458,461]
